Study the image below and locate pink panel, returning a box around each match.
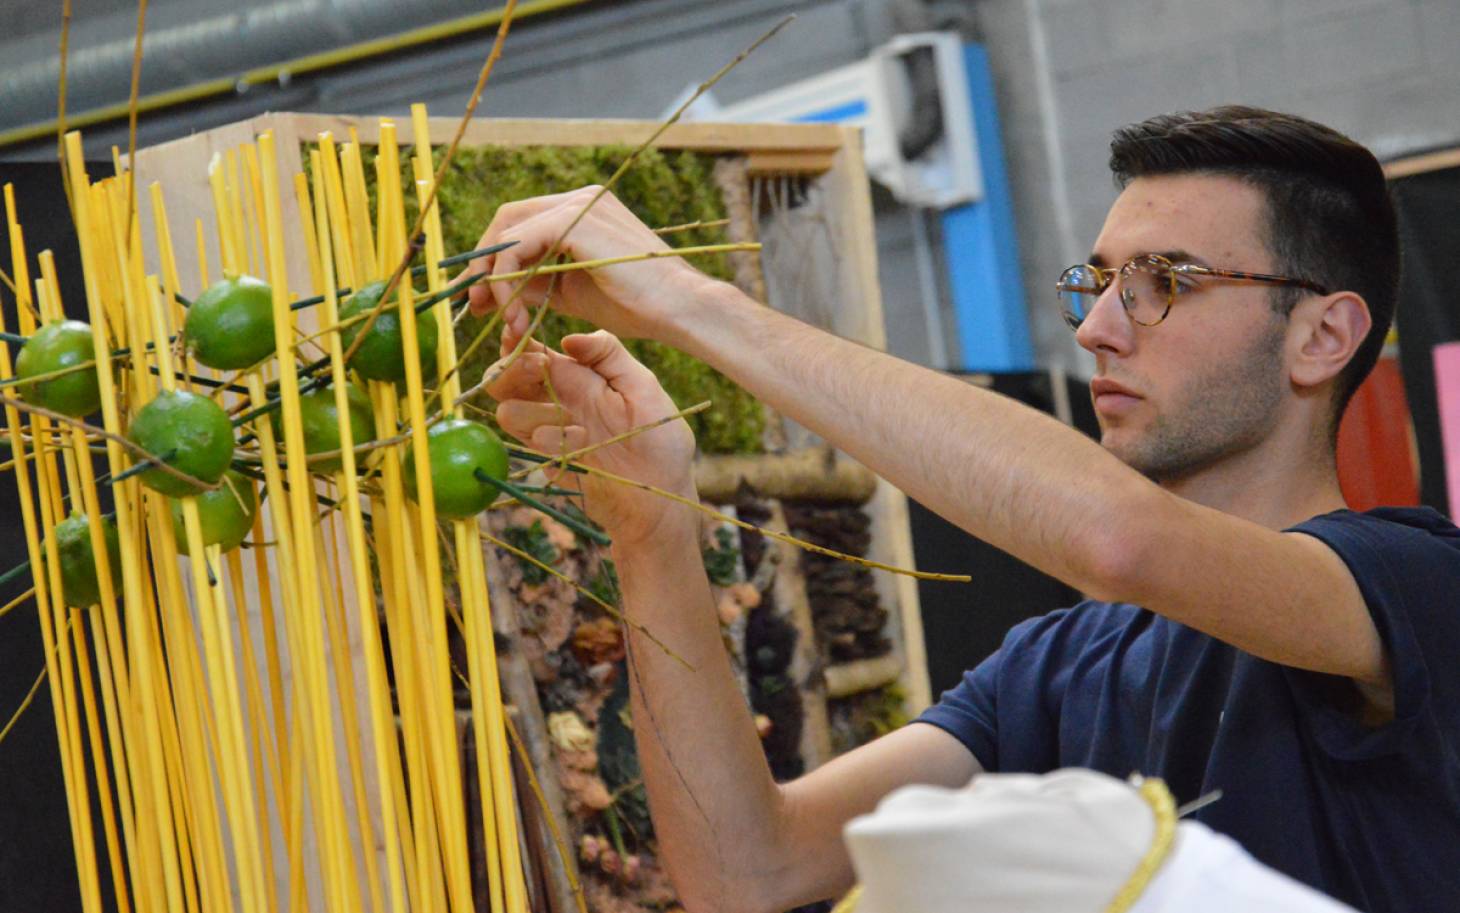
[1433,342,1460,518]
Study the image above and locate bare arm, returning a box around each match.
[487,330,980,913]
[615,513,978,913]
[471,187,1385,687]
[672,283,1385,685]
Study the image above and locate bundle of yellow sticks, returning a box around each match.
[1,107,537,913]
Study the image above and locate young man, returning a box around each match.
[468,107,1460,913]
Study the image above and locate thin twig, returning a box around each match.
[56,0,74,216]
[338,0,520,369]
[470,244,760,287]
[484,16,793,388]
[123,0,148,253]
[473,470,608,546]
[503,711,589,913]
[0,662,49,748]
[654,217,731,236]
[479,528,688,669]
[519,452,973,583]
[501,401,711,480]
[0,586,35,621]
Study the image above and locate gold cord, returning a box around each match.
[1104,777,1178,913]
[829,883,863,913]
[826,776,1177,913]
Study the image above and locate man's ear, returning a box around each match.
[1289,291,1371,391]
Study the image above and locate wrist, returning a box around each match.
[660,272,754,355]
[607,496,701,556]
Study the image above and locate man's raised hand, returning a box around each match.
[486,326,697,545]
[465,186,712,346]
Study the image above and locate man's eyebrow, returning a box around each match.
[1152,249,1210,267]
[1087,250,1211,268]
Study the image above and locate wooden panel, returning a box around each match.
[818,129,931,713]
[128,110,931,764]
[248,114,847,156]
[747,150,838,176]
[1385,147,1460,179]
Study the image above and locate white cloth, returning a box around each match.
[842,769,1356,913]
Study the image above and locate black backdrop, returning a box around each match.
[1391,165,1460,516]
[911,371,1098,698]
[0,160,115,913]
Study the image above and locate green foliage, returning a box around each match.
[830,684,912,755]
[596,666,652,844]
[702,526,740,586]
[501,519,558,583]
[344,142,765,453]
[583,557,621,608]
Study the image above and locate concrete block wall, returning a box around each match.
[5,0,1456,372]
[998,0,1460,372]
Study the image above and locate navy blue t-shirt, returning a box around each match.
[917,507,1460,912]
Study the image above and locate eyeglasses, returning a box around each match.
[1056,253,1330,330]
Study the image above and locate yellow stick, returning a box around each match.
[316,133,360,291]
[30,408,106,913]
[67,132,175,913]
[146,271,269,913]
[42,249,137,913]
[148,183,194,390]
[0,314,102,913]
[225,546,285,913]
[293,171,325,295]
[258,129,359,913]
[314,508,388,913]
[378,120,475,912]
[142,489,235,913]
[339,139,378,280]
[226,149,253,277]
[371,387,443,913]
[312,148,412,913]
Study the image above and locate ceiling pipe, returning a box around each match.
[0,0,595,149]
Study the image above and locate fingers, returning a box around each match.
[482,350,551,403]
[499,303,533,354]
[530,424,588,456]
[495,400,571,443]
[560,331,664,400]
[465,186,605,316]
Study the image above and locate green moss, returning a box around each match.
[702,526,739,586]
[829,684,911,755]
[501,519,558,583]
[330,142,764,453]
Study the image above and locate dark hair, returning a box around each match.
[1108,105,1399,433]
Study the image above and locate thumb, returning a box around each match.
[561,331,658,396]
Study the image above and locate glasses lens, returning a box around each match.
[1057,265,1103,329]
[1121,256,1174,325]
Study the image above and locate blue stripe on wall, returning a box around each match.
[793,99,869,123]
[943,43,1035,371]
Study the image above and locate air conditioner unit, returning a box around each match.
[711,31,983,209]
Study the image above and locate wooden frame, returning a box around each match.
[123,111,940,912]
[1384,146,1460,180]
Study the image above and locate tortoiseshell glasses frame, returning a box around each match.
[1056,253,1330,330]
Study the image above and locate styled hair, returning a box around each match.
[1108,105,1399,432]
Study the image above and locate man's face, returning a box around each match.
[1077,173,1290,482]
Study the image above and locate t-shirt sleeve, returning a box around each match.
[1286,511,1460,760]
[914,610,1078,772]
[915,640,1006,769]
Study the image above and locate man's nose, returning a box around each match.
[1074,283,1134,356]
